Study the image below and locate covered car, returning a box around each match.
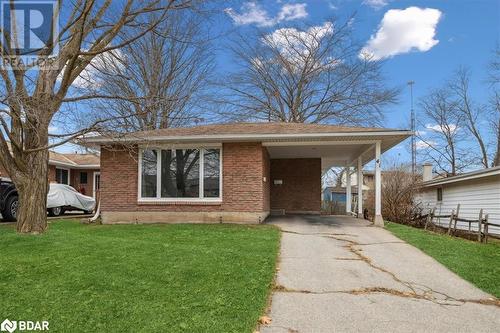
[47,183,95,216]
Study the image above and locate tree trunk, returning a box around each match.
[15,148,49,234]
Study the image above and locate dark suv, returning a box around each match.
[0,178,18,221]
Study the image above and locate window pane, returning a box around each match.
[56,169,61,183]
[161,149,200,198]
[80,172,88,184]
[62,170,68,184]
[56,168,69,184]
[203,149,220,198]
[141,150,158,198]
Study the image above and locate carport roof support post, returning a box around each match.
[374,141,383,226]
[357,157,363,217]
[346,166,352,214]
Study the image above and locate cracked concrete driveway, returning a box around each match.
[260,215,500,333]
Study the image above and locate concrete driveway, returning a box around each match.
[260,215,500,333]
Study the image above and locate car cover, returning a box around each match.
[47,183,95,211]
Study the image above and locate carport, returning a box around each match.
[263,130,411,225]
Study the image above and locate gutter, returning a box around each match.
[49,160,100,169]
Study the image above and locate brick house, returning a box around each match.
[47,151,101,198]
[84,123,411,225]
[0,150,100,198]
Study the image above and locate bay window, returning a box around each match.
[139,147,221,201]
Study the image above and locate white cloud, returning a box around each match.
[60,49,125,89]
[277,3,307,22]
[327,1,338,10]
[416,130,427,136]
[363,0,389,9]
[415,140,435,149]
[225,2,307,27]
[360,7,442,60]
[426,123,459,134]
[264,22,333,62]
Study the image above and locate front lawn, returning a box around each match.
[0,220,280,332]
[386,222,500,298]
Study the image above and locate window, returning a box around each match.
[161,149,200,198]
[80,172,88,184]
[203,149,220,198]
[437,188,443,202]
[55,168,69,185]
[141,150,158,198]
[139,147,221,201]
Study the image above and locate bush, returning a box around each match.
[364,165,422,225]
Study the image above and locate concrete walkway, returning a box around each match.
[260,215,500,333]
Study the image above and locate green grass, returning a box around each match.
[0,220,280,332]
[386,222,500,298]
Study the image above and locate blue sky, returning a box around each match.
[211,0,499,163]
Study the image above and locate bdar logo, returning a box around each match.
[0,319,17,333]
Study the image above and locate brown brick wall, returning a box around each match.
[270,158,321,213]
[262,148,270,212]
[48,165,56,182]
[100,142,269,214]
[100,147,140,212]
[70,168,98,197]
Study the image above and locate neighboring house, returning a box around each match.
[47,151,101,198]
[322,186,360,215]
[322,170,376,213]
[417,164,500,234]
[0,150,101,198]
[83,122,411,225]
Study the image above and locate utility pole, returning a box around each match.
[407,80,416,175]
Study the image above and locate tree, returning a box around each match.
[381,165,420,225]
[0,0,195,234]
[416,88,468,176]
[218,19,398,125]
[362,161,420,224]
[449,68,489,168]
[488,47,500,166]
[417,65,498,174]
[90,11,213,132]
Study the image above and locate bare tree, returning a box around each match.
[363,162,420,224]
[218,19,398,125]
[91,11,214,132]
[381,165,420,225]
[417,88,468,176]
[449,68,489,168]
[0,0,195,234]
[487,47,500,166]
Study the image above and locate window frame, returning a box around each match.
[137,144,222,203]
[80,171,88,184]
[436,187,443,202]
[55,167,70,185]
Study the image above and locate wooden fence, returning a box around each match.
[422,204,499,243]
